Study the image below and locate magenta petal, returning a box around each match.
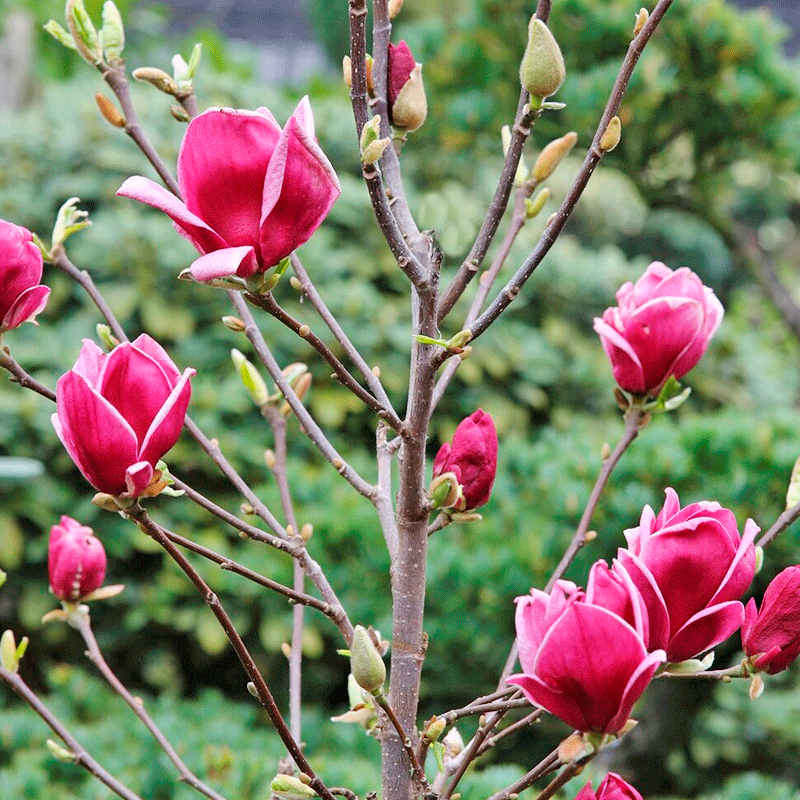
[2,284,50,330]
[666,602,744,663]
[99,343,175,445]
[131,334,181,382]
[54,371,139,495]
[507,673,590,732]
[178,109,281,251]
[73,339,107,384]
[515,592,554,673]
[117,176,229,255]
[189,247,259,281]
[138,368,194,466]
[607,649,665,732]
[593,316,646,394]
[125,461,154,497]
[616,550,670,651]
[259,109,340,268]
[710,517,758,605]
[432,442,451,477]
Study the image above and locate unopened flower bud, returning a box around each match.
[100,1,125,61]
[271,774,318,800]
[231,349,268,407]
[533,132,577,182]
[443,727,464,758]
[520,17,566,101]
[391,64,427,132]
[48,516,107,602]
[95,92,126,128]
[350,624,386,694]
[132,67,179,95]
[525,187,550,219]
[599,116,622,152]
[633,7,649,37]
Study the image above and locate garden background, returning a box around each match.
[2,0,800,797]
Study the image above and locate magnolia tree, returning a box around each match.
[2,1,800,799]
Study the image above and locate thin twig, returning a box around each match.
[444,697,531,723]
[757,497,800,549]
[532,753,596,800]
[476,709,542,756]
[0,666,145,800]
[290,254,395,412]
[128,506,339,800]
[245,291,402,432]
[74,612,228,800]
[375,422,400,563]
[0,348,56,401]
[483,750,560,800]
[229,292,376,500]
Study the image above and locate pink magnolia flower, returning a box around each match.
[432,409,498,510]
[52,336,194,497]
[0,219,50,333]
[48,516,106,602]
[621,488,758,663]
[742,566,800,674]
[117,97,340,283]
[574,773,643,800]
[593,262,723,396]
[508,582,665,733]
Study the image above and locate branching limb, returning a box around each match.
[476,709,543,757]
[127,506,340,800]
[483,750,560,800]
[451,0,676,349]
[229,292,376,500]
[0,348,56,401]
[73,612,228,800]
[532,752,597,800]
[290,254,395,412]
[757,497,800,549]
[0,665,145,800]
[245,290,403,432]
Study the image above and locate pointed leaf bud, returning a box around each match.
[132,66,179,96]
[222,315,246,332]
[633,8,649,37]
[52,197,90,249]
[342,55,352,88]
[360,114,382,151]
[271,775,318,800]
[787,456,800,508]
[533,132,577,182]
[65,0,101,65]
[599,116,622,152]
[44,20,78,50]
[231,349,268,407]
[388,0,404,19]
[49,516,107,602]
[423,716,446,743]
[362,138,392,165]
[0,630,26,673]
[0,568,5,589]
[100,1,124,61]
[520,18,565,101]
[350,624,386,694]
[47,739,78,763]
[525,187,551,219]
[95,92,126,128]
[429,471,462,510]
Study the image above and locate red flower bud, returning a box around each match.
[593,262,723,396]
[742,566,800,674]
[388,41,416,107]
[574,773,643,800]
[48,516,106,602]
[432,409,497,510]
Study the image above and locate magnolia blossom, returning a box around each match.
[48,516,106,602]
[593,262,723,396]
[118,97,340,283]
[0,219,50,333]
[573,773,643,800]
[432,409,498,510]
[52,336,194,497]
[619,488,758,662]
[508,582,665,733]
[742,566,800,674]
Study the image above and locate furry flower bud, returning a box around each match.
[520,18,565,101]
[48,516,107,602]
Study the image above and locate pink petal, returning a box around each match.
[0,232,44,320]
[138,368,194,466]
[710,517,758,605]
[125,461,154,497]
[98,343,176,445]
[506,673,590,732]
[73,339,107,384]
[117,176,229,255]
[666,602,744,663]
[189,247,259,282]
[131,334,181,383]
[432,442,451,477]
[1,284,50,331]
[259,106,340,268]
[615,550,670,651]
[607,649,665,732]
[593,315,646,394]
[53,371,139,496]
[178,108,281,253]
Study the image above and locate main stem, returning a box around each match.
[384,278,438,800]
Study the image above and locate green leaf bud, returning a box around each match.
[44,20,78,50]
[787,456,800,509]
[271,775,318,800]
[0,569,6,589]
[47,739,77,763]
[65,0,101,65]
[429,471,462,510]
[231,349,269,407]
[1,630,18,672]
[519,17,565,100]
[100,1,124,61]
[525,187,551,219]
[633,8,649,37]
[132,66,179,95]
[350,624,386,694]
[52,197,90,250]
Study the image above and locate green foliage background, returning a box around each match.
[2,0,800,797]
